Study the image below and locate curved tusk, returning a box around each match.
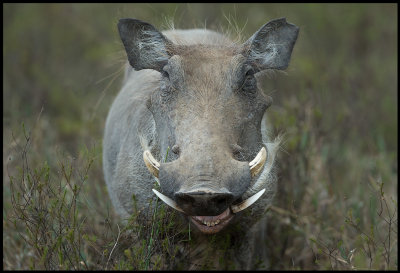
[152,189,185,213]
[143,150,160,178]
[230,188,266,214]
[249,147,267,177]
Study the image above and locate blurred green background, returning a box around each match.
[3,3,397,270]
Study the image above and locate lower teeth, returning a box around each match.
[202,220,220,226]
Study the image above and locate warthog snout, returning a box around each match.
[146,147,268,220]
[174,191,235,216]
[158,153,252,216]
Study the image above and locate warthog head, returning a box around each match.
[118,18,298,234]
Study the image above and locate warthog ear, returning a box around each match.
[118,18,172,71]
[244,18,299,71]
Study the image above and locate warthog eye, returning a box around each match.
[161,70,170,80]
[160,66,173,99]
[161,64,171,79]
[241,67,257,95]
[245,67,255,77]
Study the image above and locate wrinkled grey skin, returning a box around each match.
[103,18,298,269]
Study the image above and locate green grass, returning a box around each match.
[3,3,397,270]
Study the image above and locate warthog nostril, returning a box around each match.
[214,196,229,206]
[178,194,195,204]
[174,191,235,216]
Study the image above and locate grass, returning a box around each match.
[5,129,191,269]
[3,3,397,270]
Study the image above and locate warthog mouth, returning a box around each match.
[189,187,266,234]
[145,147,267,234]
[153,188,266,234]
[190,207,234,234]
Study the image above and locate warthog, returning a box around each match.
[103,17,298,268]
